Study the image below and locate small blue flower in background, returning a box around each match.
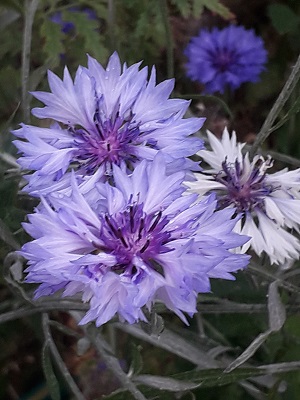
[13,52,204,196]
[186,129,300,265]
[184,25,267,94]
[49,7,97,34]
[20,156,250,327]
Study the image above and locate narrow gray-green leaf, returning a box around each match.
[225,330,272,373]
[128,343,143,377]
[42,342,61,400]
[42,314,85,400]
[115,323,218,368]
[104,360,300,399]
[140,310,164,335]
[133,375,199,391]
[0,218,20,249]
[0,8,20,30]
[3,252,33,303]
[268,281,286,331]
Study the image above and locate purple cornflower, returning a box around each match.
[13,53,204,196]
[184,25,267,94]
[186,129,300,265]
[20,156,249,326]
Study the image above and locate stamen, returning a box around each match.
[149,211,162,232]
[140,239,150,253]
[138,218,145,240]
[99,204,170,277]
[216,157,274,213]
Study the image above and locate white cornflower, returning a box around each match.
[186,129,300,265]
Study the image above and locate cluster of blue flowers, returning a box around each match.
[14,31,300,327]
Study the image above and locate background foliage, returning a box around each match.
[2,0,300,399]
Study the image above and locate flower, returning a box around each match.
[186,129,300,264]
[50,7,97,34]
[20,156,249,326]
[13,53,204,196]
[184,25,267,94]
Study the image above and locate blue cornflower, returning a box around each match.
[50,7,97,34]
[186,129,300,265]
[20,156,249,326]
[184,25,267,94]
[13,53,204,196]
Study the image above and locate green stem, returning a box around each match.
[85,324,148,400]
[22,0,39,123]
[0,301,88,324]
[250,52,300,157]
[42,314,85,400]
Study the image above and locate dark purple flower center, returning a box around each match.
[73,107,142,175]
[215,158,273,213]
[213,49,235,72]
[97,204,171,277]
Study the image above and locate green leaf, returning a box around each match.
[64,10,108,63]
[42,341,61,400]
[268,281,286,332]
[170,0,192,18]
[0,0,23,13]
[134,375,199,391]
[225,330,272,373]
[0,8,20,30]
[140,310,164,335]
[0,218,20,249]
[40,18,64,65]
[268,4,300,34]
[270,94,300,134]
[192,0,204,17]
[106,360,300,399]
[201,0,234,20]
[0,66,20,106]
[81,1,107,19]
[285,315,300,337]
[115,323,218,368]
[128,343,143,376]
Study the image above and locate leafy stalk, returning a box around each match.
[42,313,85,400]
[84,323,148,400]
[250,52,300,157]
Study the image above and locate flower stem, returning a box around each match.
[42,313,85,400]
[85,324,148,400]
[0,301,88,324]
[250,52,300,158]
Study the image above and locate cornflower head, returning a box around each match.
[186,129,300,265]
[20,155,249,326]
[13,52,204,196]
[184,25,267,94]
